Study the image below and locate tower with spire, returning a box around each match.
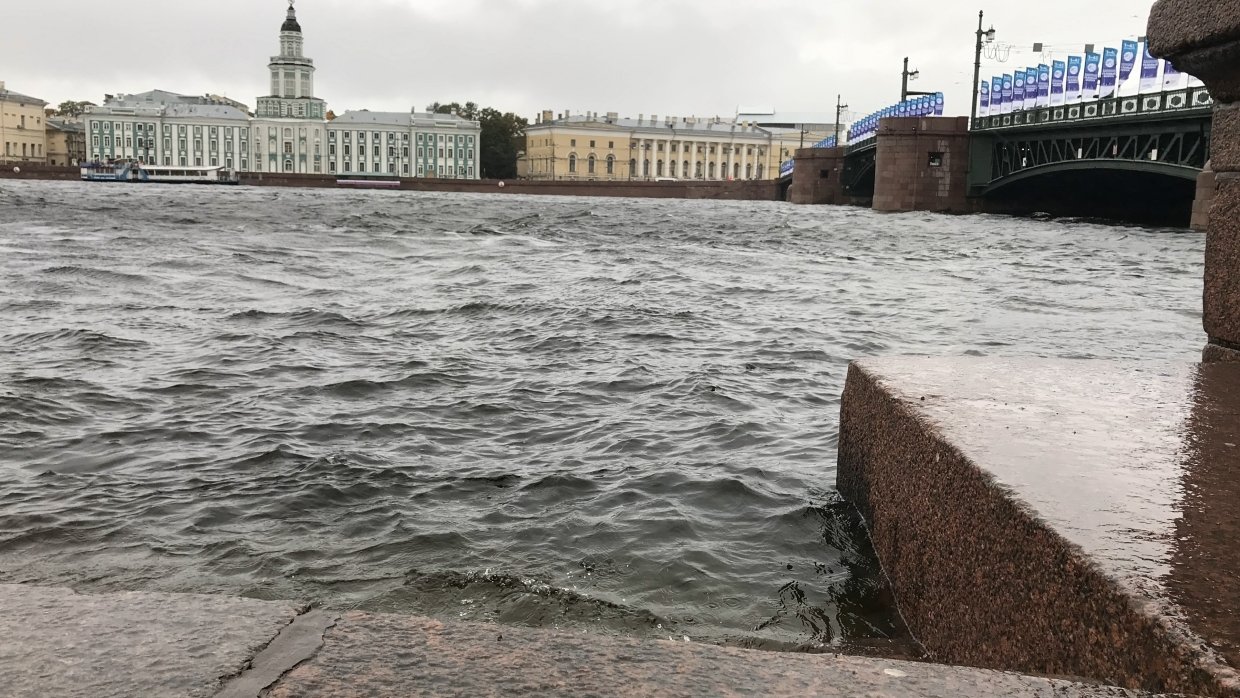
[256,0,326,120]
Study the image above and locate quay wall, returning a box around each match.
[1,166,781,202]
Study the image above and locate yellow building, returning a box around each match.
[519,110,801,182]
[46,118,86,166]
[0,81,48,164]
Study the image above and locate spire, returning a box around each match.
[281,0,301,33]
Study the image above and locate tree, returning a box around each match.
[478,107,527,179]
[325,110,336,121]
[54,100,95,118]
[426,101,527,179]
[426,101,479,121]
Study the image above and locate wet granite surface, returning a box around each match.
[837,358,1240,696]
[0,582,1180,697]
[266,610,1166,697]
[0,584,304,698]
[1205,177,1240,347]
[1148,0,1240,101]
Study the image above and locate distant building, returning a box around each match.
[0,81,48,164]
[327,110,479,179]
[81,1,479,179]
[45,118,85,166]
[518,110,802,182]
[735,108,841,147]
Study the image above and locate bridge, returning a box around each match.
[785,84,1215,226]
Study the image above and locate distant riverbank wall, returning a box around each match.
[0,165,781,202]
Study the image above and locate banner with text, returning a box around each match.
[1162,59,1182,89]
[1119,39,1139,87]
[1100,47,1119,98]
[1051,61,1066,106]
[1140,41,1160,92]
[1037,64,1051,107]
[1084,52,1101,97]
[1066,56,1082,103]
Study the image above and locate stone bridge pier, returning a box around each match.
[1150,0,1240,360]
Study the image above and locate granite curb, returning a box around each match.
[0,583,1183,697]
[836,358,1240,696]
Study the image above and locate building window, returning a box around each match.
[568,154,577,173]
[606,155,615,174]
[587,155,595,174]
[589,140,595,148]
[608,141,614,149]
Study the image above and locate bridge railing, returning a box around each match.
[972,86,1212,131]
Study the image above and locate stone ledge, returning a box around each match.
[0,584,305,698]
[837,358,1240,696]
[267,610,1169,697]
[0,583,1178,697]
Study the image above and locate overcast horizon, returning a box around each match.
[4,0,1156,122]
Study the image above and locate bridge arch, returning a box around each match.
[982,158,1200,195]
[980,159,1199,225]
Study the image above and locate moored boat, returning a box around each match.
[80,162,134,182]
[80,162,239,185]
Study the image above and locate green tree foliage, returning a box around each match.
[425,101,528,179]
[54,100,95,118]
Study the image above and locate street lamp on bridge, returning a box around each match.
[901,58,937,102]
[971,10,998,127]
[835,95,848,145]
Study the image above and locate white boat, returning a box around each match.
[135,165,239,185]
[80,162,239,185]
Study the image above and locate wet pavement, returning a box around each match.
[0,583,1177,697]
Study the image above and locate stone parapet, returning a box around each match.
[1204,175,1240,348]
[1192,161,1216,231]
[1148,0,1240,102]
[1150,1,1240,356]
[837,357,1240,696]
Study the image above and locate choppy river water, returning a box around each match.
[0,181,1205,653]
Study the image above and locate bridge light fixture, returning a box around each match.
[971,11,998,128]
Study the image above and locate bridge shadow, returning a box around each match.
[983,166,1197,227]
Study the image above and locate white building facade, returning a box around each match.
[327,111,479,178]
[84,1,477,179]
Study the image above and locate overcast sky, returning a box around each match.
[4,0,1156,122]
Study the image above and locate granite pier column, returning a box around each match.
[1149,0,1240,361]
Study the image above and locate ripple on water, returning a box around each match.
[0,180,1205,653]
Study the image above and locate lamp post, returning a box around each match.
[901,58,920,101]
[901,57,937,102]
[971,10,997,127]
[835,94,848,145]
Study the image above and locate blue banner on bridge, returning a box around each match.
[844,92,946,143]
[1002,74,1014,113]
[1083,52,1101,97]
[1051,61,1066,106]
[1119,39,1138,87]
[1037,64,1051,107]
[1140,41,1160,92]
[1100,47,1119,98]
[1066,56,1082,103]
[1025,68,1038,106]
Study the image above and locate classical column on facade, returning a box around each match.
[1148,0,1240,362]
